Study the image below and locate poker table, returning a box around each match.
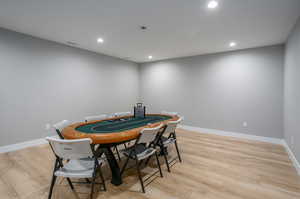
[62,114,178,185]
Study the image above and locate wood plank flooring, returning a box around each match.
[0,129,299,199]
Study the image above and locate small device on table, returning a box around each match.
[134,103,146,118]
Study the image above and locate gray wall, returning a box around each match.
[284,17,300,161]
[140,45,284,138]
[0,28,139,146]
[0,27,286,147]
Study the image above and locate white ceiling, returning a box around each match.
[0,0,300,63]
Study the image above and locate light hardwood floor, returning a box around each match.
[0,129,300,199]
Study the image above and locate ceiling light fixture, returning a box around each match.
[97,38,104,43]
[148,55,153,59]
[66,41,78,46]
[229,42,237,47]
[207,0,218,9]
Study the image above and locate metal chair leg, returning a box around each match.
[66,178,74,190]
[139,159,144,167]
[174,140,182,163]
[90,173,96,199]
[135,158,145,193]
[155,151,163,177]
[144,156,152,166]
[163,151,171,172]
[48,175,57,199]
[99,166,106,191]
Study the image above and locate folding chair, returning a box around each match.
[46,137,106,199]
[158,117,183,172]
[53,120,71,139]
[120,124,163,193]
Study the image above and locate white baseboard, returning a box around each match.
[0,135,57,153]
[179,124,300,175]
[282,141,300,175]
[179,125,283,145]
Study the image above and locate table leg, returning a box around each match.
[102,147,123,186]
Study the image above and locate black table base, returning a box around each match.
[95,143,127,186]
[102,147,122,186]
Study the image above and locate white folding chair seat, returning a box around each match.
[136,148,157,161]
[55,158,105,178]
[161,136,176,146]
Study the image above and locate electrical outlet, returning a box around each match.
[243,122,248,127]
[45,123,51,130]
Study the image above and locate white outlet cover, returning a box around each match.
[243,122,248,127]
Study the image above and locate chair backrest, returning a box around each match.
[53,120,71,139]
[161,111,179,116]
[46,137,93,159]
[114,112,131,117]
[163,117,183,137]
[53,120,71,132]
[138,124,163,145]
[85,114,107,122]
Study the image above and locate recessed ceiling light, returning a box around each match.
[148,55,153,59]
[97,38,104,43]
[229,42,237,47]
[207,1,218,9]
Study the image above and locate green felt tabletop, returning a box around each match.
[76,115,172,133]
